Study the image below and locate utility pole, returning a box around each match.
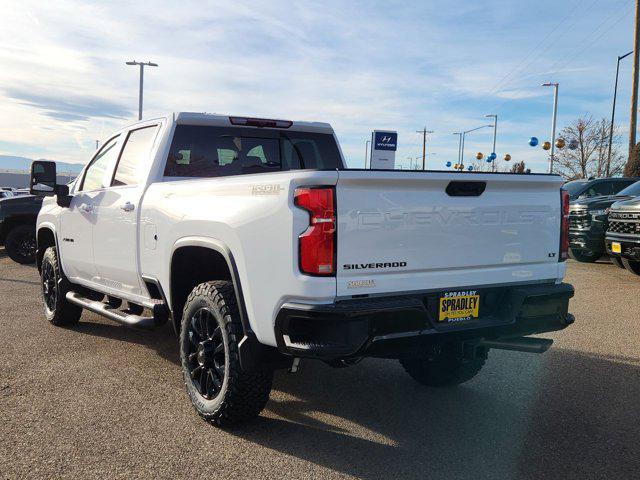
[608,51,633,176]
[542,82,559,174]
[629,0,640,168]
[95,140,99,150]
[126,60,158,120]
[416,127,434,170]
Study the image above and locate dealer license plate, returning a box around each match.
[439,291,480,322]
[611,242,622,254]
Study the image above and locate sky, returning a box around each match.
[0,0,637,172]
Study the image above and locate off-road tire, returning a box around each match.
[610,256,625,269]
[40,247,82,326]
[400,345,488,387]
[622,257,640,276]
[5,224,36,264]
[569,248,600,263]
[180,281,273,427]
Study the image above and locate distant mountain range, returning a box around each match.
[0,155,85,173]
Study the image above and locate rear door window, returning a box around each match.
[164,125,342,177]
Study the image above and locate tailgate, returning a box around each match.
[335,171,564,297]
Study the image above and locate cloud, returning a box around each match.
[4,87,132,122]
[0,0,635,170]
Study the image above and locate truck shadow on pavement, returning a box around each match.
[62,313,640,479]
[73,320,181,367]
[228,349,640,480]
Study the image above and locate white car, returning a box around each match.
[30,112,575,426]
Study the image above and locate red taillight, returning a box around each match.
[560,189,570,261]
[294,187,336,276]
[229,116,293,128]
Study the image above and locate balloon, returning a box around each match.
[569,139,579,150]
[504,154,511,161]
[556,138,566,149]
[542,141,551,151]
[467,165,474,171]
[446,161,452,167]
[488,152,497,161]
[476,152,484,160]
[486,157,493,163]
[529,137,539,147]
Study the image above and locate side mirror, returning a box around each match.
[30,161,57,196]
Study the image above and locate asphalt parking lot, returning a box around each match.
[1,252,639,480]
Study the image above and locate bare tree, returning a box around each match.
[554,116,625,180]
[510,160,526,173]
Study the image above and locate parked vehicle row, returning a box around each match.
[564,176,640,276]
[27,112,574,427]
[567,180,640,262]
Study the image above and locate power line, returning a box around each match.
[545,2,634,77]
[489,0,599,96]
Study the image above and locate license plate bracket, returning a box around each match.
[439,291,480,323]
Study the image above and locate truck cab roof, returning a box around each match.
[121,112,334,135]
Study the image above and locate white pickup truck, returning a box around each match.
[30,112,574,426]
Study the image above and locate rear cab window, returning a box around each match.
[164,125,342,177]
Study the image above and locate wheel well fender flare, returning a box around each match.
[170,236,252,336]
[35,224,60,272]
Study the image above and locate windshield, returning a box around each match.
[617,180,640,197]
[563,180,588,199]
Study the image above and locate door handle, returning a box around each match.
[121,201,135,212]
[80,204,93,213]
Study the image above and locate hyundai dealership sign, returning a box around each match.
[369,130,397,169]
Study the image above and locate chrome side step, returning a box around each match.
[66,291,159,329]
[478,337,553,354]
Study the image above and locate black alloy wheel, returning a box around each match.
[40,246,81,326]
[185,307,227,400]
[5,225,36,264]
[41,258,57,313]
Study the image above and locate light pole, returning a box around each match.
[364,140,371,168]
[542,82,559,174]
[485,114,498,171]
[453,132,463,165]
[406,156,421,170]
[126,60,158,120]
[456,125,494,169]
[608,51,633,175]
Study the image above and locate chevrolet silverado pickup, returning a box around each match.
[606,196,640,274]
[568,180,640,263]
[30,112,575,426]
